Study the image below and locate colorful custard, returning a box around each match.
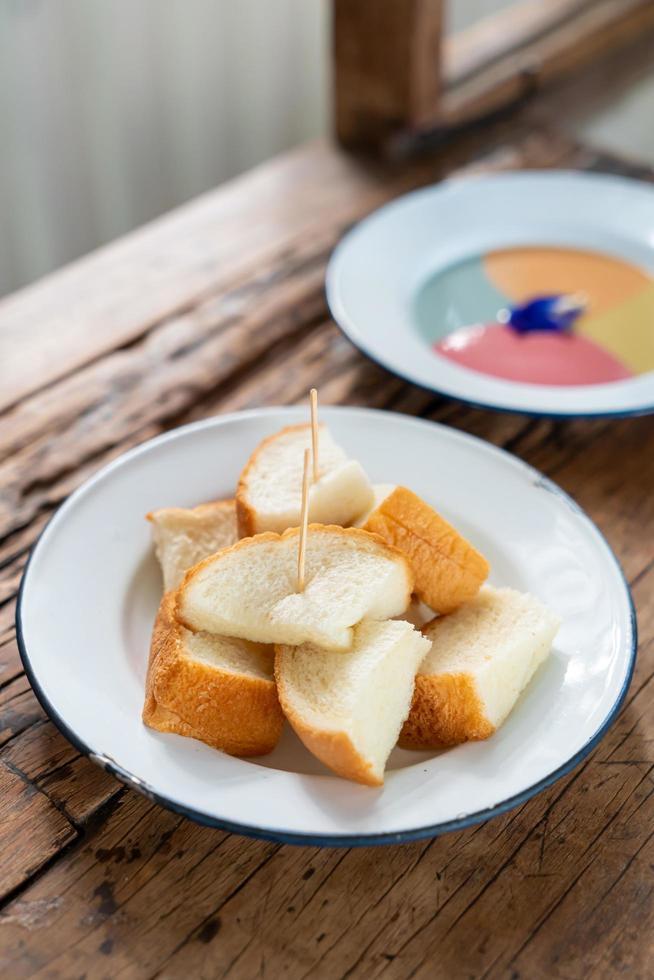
[413,247,654,386]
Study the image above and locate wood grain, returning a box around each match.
[0,634,21,688]
[1,722,121,826]
[0,762,76,904]
[0,122,581,416]
[0,140,416,414]
[0,129,651,977]
[0,676,45,750]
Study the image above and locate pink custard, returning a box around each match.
[435,324,634,386]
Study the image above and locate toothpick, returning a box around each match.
[310,387,319,482]
[296,448,311,592]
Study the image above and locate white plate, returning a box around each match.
[326,171,654,417]
[17,407,636,845]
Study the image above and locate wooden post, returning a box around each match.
[333,0,444,149]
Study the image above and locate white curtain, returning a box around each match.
[0,0,328,296]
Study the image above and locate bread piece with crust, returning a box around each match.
[143,593,283,756]
[148,500,238,591]
[361,486,489,614]
[236,423,373,536]
[400,586,560,749]
[276,620,430,785]
[177,525,413,651]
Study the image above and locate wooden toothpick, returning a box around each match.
[310,387,319,482]
[296,448,311,592]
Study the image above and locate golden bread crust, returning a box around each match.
[235,496,257,538]
[143,593,284,756]
[274,650,383,787]
[142,698,207,742]
[235,423,313,536]
[399,672,495,749]
[362,486,488,614]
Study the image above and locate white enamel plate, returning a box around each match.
[326,172,654,417]
[18,408,636,845]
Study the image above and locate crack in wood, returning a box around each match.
[503,766,654,974]
[151,845,282,978]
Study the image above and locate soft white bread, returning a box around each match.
[143,593,283,756]
[400,586,560,749]
[177,525,413,651]
[361,486,489,614]
[276,620,430,785]
[148,500,238,591]
[353,484,396,528]
[236,424,374,536]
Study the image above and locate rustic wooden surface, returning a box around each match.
[0,121,653,979]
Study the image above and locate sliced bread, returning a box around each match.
[177,525,413,651]
[400,586,560,749]
[236,423,374,536]
[276,620,430,785]
[148,499,238,591]
[361,486,489,614]
[143,593,283,756]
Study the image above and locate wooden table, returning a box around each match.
[1,120,652,979]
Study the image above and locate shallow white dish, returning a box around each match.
[326,171,654,417]
[18,407,636,845]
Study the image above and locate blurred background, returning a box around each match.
[2,0,654,298]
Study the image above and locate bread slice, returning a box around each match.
[148,500,238,591]
[236,423,374,536]
[400,586,560,749]
[276,620,430,785]
[177,525,413,651]
[143,593,283,756]
[361,486,489,614]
